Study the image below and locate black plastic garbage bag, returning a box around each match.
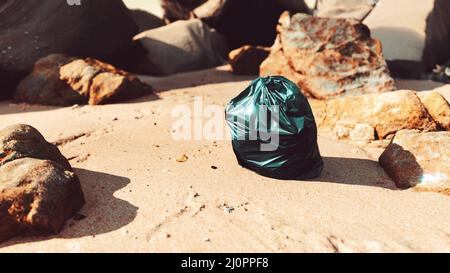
[225,76,323,180]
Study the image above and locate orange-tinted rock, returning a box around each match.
[0,124,84,242]
[14,54,152,106]
[0,124,72,170]
[14,55,85,106]
[417,91,450,130]
[379,130,450,193]
[229,46,270,75]
[261,12,396,99]
[0,0,138,99]
[60,58,152,105]
[310,90,438,139]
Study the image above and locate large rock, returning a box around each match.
[310,90,439,139]
[0,124,72,170]
[128,9,165,32]
[0,124,85,242]
[123,0,164,18]
[161,0,201,23]
[13,54,84,106]
[207,0,299,49]
[260,12,396,99]
[0,0,138,99]
[379,130,450,193]
[14,54,153,106]
[134,19,228,76]
[228,46,270,75]
[0,69,25,101]
[316,0,375,21]
[423,0,450,71]
[417,91,450,131]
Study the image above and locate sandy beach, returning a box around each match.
[0,66,449,253]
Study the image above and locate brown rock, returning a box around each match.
[60,58,153,105]
[379,130,450,193]
[14,54,85,106]
[310,90,438,139]
[349,124,375,142]
[229,46,270,75]
[332,122,375,142]
[417,91,450,130]
[194,0,226,19]
[14,54,152,106]
[0,0,138,99]
[0,124,84,242]
[207,0,291,49]
[0,124,72,170]
[261,12,396,99]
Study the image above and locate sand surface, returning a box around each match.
[0,67,449,253]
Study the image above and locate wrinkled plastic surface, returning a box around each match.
[225,76,323,180]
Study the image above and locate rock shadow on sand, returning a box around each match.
[0,169,138,247]
[317,157,399,190]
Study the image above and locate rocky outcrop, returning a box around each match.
[0,0,139,99]
[0,124,85,242]
[207,0,294,49]
[14,54,153,106]
[332,122,375,143]
[310,90,440,139]
[128,9,165,32]
[134,19,228,76]
[161,0,201,23]
[379,130,450,194]
[260,12,396,99]
[229,46,270,75]
[423,0,450,71]
[316,0,375,21]
[417,91,450,130]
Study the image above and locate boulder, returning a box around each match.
[128,9,165,32]
[332,122,375,142]
[423,0,450,71]
[278,0,316,14]
[134,19,228,76]
[364,0,450,76]
[0,124,85,242]
[122,0,164,18]
[14,54,153,106]
[316,0,375,21]
[260,12,396,99]
[363,0,434,63]
[193,0,225,19]
[0,69,25,101]
[161,0,203,23]
[379,130,450,193]
[13,54,85,106]
[228,46,270,75]
[207,0,296,49]
[417,91,450,130]
[0,0,139,99]
[0,124,72,170]
[310,90,438,139]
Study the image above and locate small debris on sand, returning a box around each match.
[176,154,189,163]
[223,206,235,214]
